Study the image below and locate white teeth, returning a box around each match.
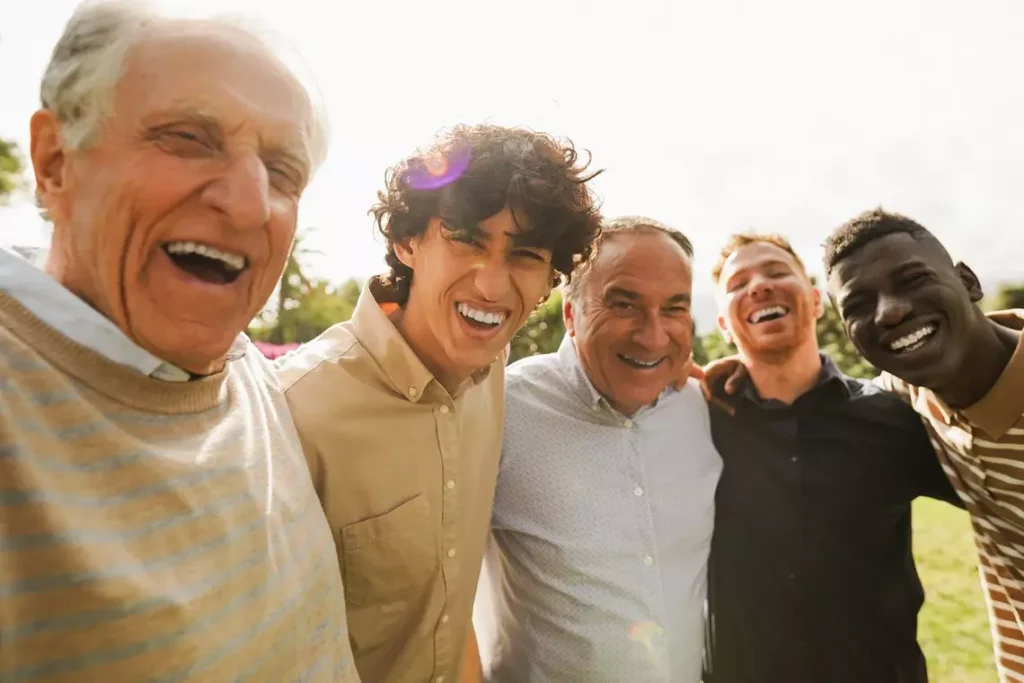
[457,302,507,326]
[749,305,789,324]
[889,325,937,351]
[165,241,246,271]
[622,355,661,368]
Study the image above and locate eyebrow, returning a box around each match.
[143,108,311,173]
[605,287,691,304]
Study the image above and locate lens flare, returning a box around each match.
[403,145,471,190]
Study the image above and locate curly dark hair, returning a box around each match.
[369,123,604,304]
[823,208,947,279]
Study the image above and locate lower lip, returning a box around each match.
[455,308,506,340]
[749,313,790,327]
[160,249,248,298]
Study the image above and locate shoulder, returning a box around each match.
[504,352,567,402]
[833,375,929,440]
[273,322,362,393]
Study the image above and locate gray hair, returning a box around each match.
[39,0,329,162]
[564,215,694,303]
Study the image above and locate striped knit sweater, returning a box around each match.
[0,292,358,682]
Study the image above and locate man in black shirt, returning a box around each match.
[702,233,960,683]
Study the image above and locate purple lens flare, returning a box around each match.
[403,145,471,190]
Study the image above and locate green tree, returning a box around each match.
[248,230,362,344]
[0,138,24,202]
[990,283,1024,311]
[509,290,566,363]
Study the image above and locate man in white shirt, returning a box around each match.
[474,216,722,683]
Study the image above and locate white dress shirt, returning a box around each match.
[474,335,722,683]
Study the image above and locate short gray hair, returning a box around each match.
[564,215,694,302]
[39,0,329,160]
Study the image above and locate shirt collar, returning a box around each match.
[353,277,492,402]
[0,246,245,382]
[556,334,605,409]
[958,309,1024,437]
[737,352,851,408]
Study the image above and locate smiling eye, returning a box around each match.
[514,249,548,263]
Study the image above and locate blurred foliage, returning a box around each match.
[0,138,24,201]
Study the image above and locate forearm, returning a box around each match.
[460,625,483,683]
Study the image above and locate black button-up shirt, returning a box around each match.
[704,355,961,683]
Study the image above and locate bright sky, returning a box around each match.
[2,0,1022,329]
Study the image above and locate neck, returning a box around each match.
[390,303,465,395]
[744,339,823,405]
[935,316,1019,409]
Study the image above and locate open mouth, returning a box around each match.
[456,302,508,331]
[618,354,665,370]
[747,305,790,324]
[887,324,938,354]
[163,241,247,285]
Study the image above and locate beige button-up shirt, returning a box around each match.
[277,278,506,683]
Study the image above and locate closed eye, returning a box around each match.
[513,249,549,263]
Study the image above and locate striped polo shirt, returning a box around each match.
[876,309,1024,682]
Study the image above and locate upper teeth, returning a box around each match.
[165,242,246,271]
[750,305,788,323]
[623,355,660,367]
[889,325,936,351]
[457,303,506,326]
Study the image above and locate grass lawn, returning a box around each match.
[914,498,997,682]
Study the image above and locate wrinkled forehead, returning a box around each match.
[720,242,802,285]
[116,20,315,162]
[592,231,693,289]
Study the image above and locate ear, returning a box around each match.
[563,294,577,337]
[812,287,824,319]
[30,109,70,222]
[955,261,984,302]
[717,314,733,344]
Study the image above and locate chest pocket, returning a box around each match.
[340,493,438,607]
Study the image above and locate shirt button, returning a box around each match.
[439,405,450,415]
[435,677,445,683]
[633,486,644,497]
[446,479,456,490]
[643,555,654,566]
[624,419,634,428]
[408,387,418,398]
[791,456,798,463]
[440,614,450,624]
[591,404,600,411]
[447,548,457,559]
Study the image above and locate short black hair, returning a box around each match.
[823,208,947,279]
[564,215,693,301]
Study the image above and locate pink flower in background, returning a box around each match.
[253,341,300,360]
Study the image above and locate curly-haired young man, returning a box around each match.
[277,124,603,683]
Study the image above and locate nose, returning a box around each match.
[748,273,774,300]
[634,314,671,350]
[874,292,913,328]
[203,152,271,230]
[472,259,513,302]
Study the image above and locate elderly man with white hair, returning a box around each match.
[0,2,357,681]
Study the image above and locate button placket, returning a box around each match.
[434,394,460,676]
